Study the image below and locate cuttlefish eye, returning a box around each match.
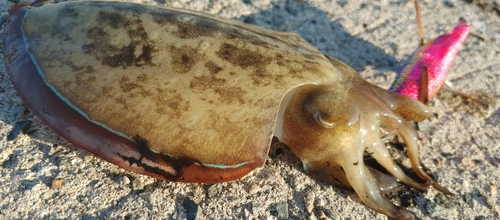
[313,111,335,128]
[304,92,339,128]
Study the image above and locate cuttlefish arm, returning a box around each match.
[278,57,451,219]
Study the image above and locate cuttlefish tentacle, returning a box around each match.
[342,141,415,220]
[371,90,453,194]
[365,132,431,191]
[397,123,454,195]
[279,57,451,219]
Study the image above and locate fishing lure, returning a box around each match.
[3,1,457,219]
[389,0,470,102]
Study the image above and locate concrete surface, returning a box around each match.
[0,0,499,219]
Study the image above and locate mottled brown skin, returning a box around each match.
[19,1,340,168]
[3,1,451,219]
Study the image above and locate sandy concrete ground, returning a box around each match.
[0,0,499,219]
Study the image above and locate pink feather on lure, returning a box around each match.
[389,22,470,100]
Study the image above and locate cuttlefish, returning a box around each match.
[3,1,454,219]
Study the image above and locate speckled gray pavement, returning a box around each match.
[1,0,499,219]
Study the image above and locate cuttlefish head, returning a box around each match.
[279,57,452,220]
